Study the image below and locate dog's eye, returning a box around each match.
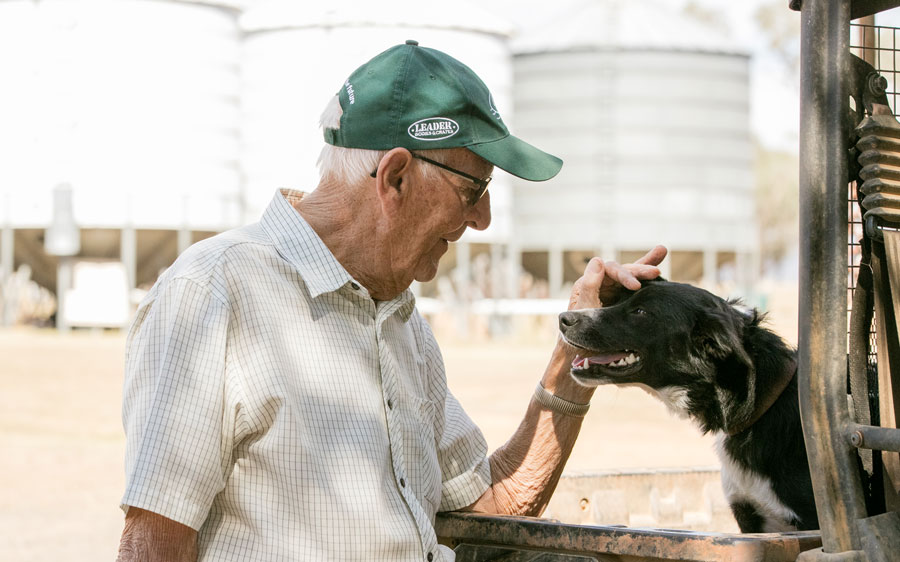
[631,307,647,316]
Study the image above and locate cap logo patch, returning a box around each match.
[489,94,501,120]
[408,117,459,141]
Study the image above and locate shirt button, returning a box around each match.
[427,553,433,561]
[400,478,406,488]
[387,399,393,410]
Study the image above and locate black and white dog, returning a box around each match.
[558,279,816,533]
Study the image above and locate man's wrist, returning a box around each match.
[533,382,590,417]
[541,339,595,404]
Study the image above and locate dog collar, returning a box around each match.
[726,358,798,436]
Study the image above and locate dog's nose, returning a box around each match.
[559,312,580,332]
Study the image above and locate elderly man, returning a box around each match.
[117,41,665,562]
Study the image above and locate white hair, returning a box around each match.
[317,95,449,185]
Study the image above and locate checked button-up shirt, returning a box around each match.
[121,189,491,561]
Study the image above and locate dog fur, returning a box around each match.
[558,279,816,533]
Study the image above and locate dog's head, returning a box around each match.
[559,280,757,429]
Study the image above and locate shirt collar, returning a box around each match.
[260,189,353,299]
[259,189,417,320]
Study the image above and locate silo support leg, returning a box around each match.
[1,226,13,326]
[121,227,136,296]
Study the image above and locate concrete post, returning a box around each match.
[507,243,521,299]
[56,257,73,332]
[1,225,13,326]
[491,243,504,299]
[658,251,672,280]
[702,248,717,289]
[549,246,563,298]
[121,226,137,295]
[456,241,471,338]
[736,251,751,293]
[178,228,192,255]
[179,195,192,255]
[601,244,616,262]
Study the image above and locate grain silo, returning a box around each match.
[239,0,515,301]
[510,0,758,298]
[0,0,244,328]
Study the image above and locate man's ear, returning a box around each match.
[374,148,414,207]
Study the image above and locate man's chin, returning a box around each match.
[412,245,448,284]
[412,259,442,284]
[414,267,438,284]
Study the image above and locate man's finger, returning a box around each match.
[604,262,642,291]
[584,257,605,275]
[581,257,607,286]
[634,245,668,267]
[624,263,662,281]
[569,258,607,310]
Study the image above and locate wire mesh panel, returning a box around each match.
[849,22,889,368]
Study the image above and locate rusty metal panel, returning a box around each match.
[435,513,822,562]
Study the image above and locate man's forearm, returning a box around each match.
[466,251,664,516]
[468,340,592,516]
[116,507,198,562]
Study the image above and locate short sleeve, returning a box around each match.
[120,276,230,530]
[435,390,491,512]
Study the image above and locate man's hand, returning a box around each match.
[568,245,667,310]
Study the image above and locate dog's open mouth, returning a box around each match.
[571,350,642,376]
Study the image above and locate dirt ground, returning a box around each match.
[1,295,797,561]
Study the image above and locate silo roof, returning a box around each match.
[511,0,746,56]
[240,0,514,36]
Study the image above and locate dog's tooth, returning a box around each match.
[626,353,636,365]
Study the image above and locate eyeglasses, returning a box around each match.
[369,152,492,206]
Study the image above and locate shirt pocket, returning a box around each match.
[401,393,442,518]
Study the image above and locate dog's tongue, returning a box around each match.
[573,352,628,368]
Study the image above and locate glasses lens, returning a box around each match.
[470,182,488,205]
[411,152,490,206]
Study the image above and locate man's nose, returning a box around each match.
[466,191,491,231]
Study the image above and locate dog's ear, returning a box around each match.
[692,306,754,401]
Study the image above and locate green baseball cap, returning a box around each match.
[324,40,563,182]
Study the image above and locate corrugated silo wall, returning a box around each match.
[512,48,757,295]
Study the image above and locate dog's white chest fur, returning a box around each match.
[713,433,800,532]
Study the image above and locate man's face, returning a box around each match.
[394,149,493,284]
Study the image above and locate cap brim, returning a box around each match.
[468,134,563,182]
